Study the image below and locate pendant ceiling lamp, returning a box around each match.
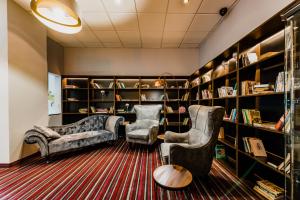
[30,0,82,34]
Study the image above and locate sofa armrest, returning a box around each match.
[24,129,49,157]
[105,116,124,139]
[164,131,189,143]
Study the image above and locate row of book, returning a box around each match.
[224,108,237,122]
[217,86,236,98]
[253,180,284,200]
[201,89,213,99]
[241,109,262,125]
[64,84,79,89]
[116,81,139,89]
[91,81,114,89]
[242,137,267,157]
[181,92,190,101]
[267,153,291,174]
[90,106,114,114]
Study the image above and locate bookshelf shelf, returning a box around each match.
[238,92,284,98]
[212,69,237,81]
[238,123,284,134]
[218,138,236,149]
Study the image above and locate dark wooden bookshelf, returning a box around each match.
[189,11,290,196]
[61,76,190,133]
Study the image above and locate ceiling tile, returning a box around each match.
[117,31,141,43]
[142,43,161,48]
[189,14,220,31]
[76,0,105,13]
[123,43,142,48]
[198,0,236,13]
[81,19,91,30]
[182,31,208,43]
[62,42,84,48]
[135,0,168,13]
[162,43,180,48]
[83,42,104,48]
[140,31,163,43]
[74,30,100,43]
[94,31,120,42]
[103,42,123,48]
[163,31,185,43]
[109,13,139,31]
[164,14,194,31]
[138,13,165,32]
[168,0,203,14]
[82,13,114,31]
[102,0,135,13]
[180,43,200,48]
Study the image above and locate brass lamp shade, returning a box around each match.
[30,0,82,34]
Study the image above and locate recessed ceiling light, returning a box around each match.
[30,0,82,34]
[183,0,189,5]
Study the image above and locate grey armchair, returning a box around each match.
[126,104,162,145]
[161,105,225,177]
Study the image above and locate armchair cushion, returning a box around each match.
[126,129,149,140]
[34,125,61,140]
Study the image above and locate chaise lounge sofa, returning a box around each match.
[24,115,124,158]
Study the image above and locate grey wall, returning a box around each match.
[64,48,200,76]
[198,0,295,67]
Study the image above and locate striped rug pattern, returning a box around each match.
[0,140,259,200]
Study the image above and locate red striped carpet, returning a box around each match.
[0,140,259,200]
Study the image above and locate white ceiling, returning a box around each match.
[14,0,238,48]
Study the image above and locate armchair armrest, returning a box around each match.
[24,129,49,157]
[105,116,124,139]
[164,131,189,143]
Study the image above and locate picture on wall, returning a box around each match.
[48,72,61,115]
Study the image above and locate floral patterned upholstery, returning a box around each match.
[24,115,124,158]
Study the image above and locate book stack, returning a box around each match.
[241,80,257,95]
[201,89,212,99]
[116,108,125,113]
[277,153,291,174]
[166,106,174,113]
[91,106,109,114]
[241,109,262,125]
[253,84,274,94]
[217,86,235,97]
[275,110,290,132]
[67,97,79,101]
[78,108,88,114]
[182,118,189,125]
[242,137,267,157]
[241,52,258,67]
[181,92,190,101]
[116,81,126,89]
[253,180,284,200]
[191,77,200,87]
[227,109,237,122]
